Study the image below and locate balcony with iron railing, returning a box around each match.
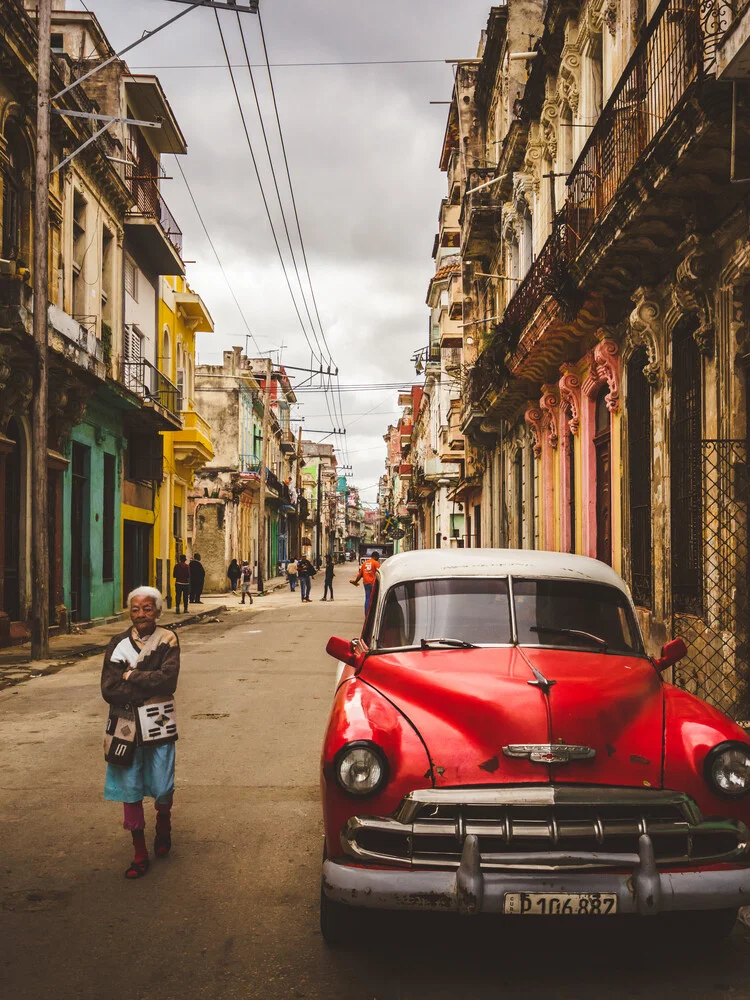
[460,167,502,260]
[567,0,703,255]
[125,159,185,276]
[173,408,214,468]
[121,357,181,429]
[280,429,296,453]
[705,0,750,76]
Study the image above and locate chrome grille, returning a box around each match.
[341,787,750,871]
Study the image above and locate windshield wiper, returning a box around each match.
[529,626,608,652]
[420,637,478,649]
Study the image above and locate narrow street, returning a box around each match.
[3,586,750,1000]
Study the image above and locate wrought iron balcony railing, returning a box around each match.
[121,358,179,416]
[127,159,183,256]
[239,453,262,474]
[501,213,573,345]
[567,0,702,252]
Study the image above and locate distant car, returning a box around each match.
[320,549,750,945]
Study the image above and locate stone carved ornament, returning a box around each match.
[581,336,621,412]
[629,287,664,385]
[539,384,561,448]
[558,366,583,433]
[524,403,544,458]
[672,233,715,356]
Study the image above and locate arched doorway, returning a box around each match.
[594,386,612,565]
[4,419,22,620]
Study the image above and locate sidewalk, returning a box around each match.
[0,575,290,689]
[0,602,228,690]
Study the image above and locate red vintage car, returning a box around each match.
[320,549,750,945]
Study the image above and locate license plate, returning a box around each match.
[503,892,617,915]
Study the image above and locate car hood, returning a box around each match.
[361,646,664,788]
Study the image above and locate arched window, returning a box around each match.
[671,321,703,615]
[528,441,538,549]
[161,328,171,375]
[627,348,652,607]
[568,423,577,554]
[556,103,574,212]
[2,122,30,262]
[594,386,612,564]
[514,449,524,548]
[176,340,185,412]
[519,199,533,278]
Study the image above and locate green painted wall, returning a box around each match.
[62,392,123,622]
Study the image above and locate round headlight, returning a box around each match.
[705,742,750,798]
[335,741,387,797]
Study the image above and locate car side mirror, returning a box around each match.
[653,637,688,672]
[326,635,358,667]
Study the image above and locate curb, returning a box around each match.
[0,605,228,676]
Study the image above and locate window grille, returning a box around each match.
[568,429,576,554]
[627,347,653,608]
[671,321,703,616]
[515,450,524,548]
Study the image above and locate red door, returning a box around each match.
[595,389,612,565]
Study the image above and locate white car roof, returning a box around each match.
[377,548,632,599]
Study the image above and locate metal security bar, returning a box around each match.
[627,348,653,608]
[673,440,749,720]
[567,0,702,251]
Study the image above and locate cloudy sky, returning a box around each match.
[83,0,491,502]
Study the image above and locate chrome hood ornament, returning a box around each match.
[503,744,596,764]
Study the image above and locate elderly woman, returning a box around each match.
[101,586,180,879]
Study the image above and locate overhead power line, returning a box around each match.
[255,10,351,465]
[213,10,329,374]
[173,156,264,355]
[130,59,447,69]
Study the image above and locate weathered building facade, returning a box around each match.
[193,349,299,589]
[0,0,215,640]
[387,0,750,717]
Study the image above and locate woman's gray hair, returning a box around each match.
[126,586,164,615]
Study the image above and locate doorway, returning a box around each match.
[594,387,612,565]
[4,419,21,620]
[123,520,151,606]
[70,442,90,622]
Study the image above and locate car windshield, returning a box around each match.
[513,579,642,654]
[375,576,643,654]
[377,578,512,648]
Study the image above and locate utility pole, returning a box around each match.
[315,460,322,566]
[296,424,303,558]
[31,0,52,660]
[256,360,272,594]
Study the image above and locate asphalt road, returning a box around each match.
[4,583,750,1000]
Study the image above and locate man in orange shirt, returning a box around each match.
[355,552,380,615]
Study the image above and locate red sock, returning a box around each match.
[131,830,148,863]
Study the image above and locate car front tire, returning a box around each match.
[319,879,363,948]
[660,908,738,945]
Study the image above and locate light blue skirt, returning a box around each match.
[104,743,175,804]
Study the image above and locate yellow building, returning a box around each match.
[155,276,214,605]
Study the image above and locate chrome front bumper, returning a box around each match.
[323,833,750,916]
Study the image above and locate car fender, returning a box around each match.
[321,676,432,858]
[663,682,750,822]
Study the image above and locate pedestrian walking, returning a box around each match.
[189,552,205,604]
[227,559,241,594]
[286,558,298,592]
[353,551,380,615]
[297,556,316,603]
[240,560,253,605]
[322,554,335,601]
[172,554,190,613]
[101,587,180,880]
